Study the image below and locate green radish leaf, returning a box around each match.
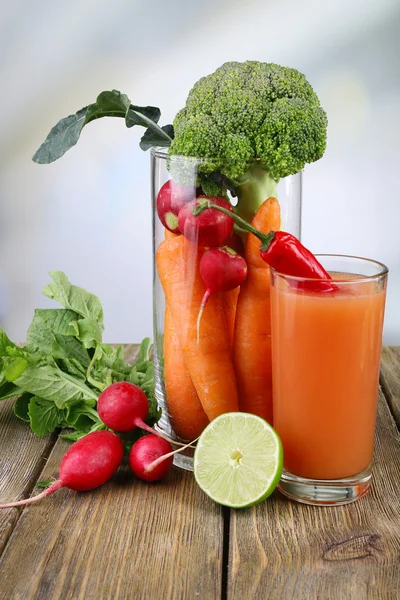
[138,337,152,363]
[96,344,131,379]
[0,380,22,401]
[52,336,90,366]
[69,317,103,349]
[28,309,78,338]
[65,402,101,429]
[4,358,28,381]
[0,327,18,355]
[28,396,66,436]
[61,421,105,442]
[13,393,32,421]
[126,338,160,425]
[27,309,91,364]
[60,430,88,442]
[139,124,174,150]
[145,390,162,427]
[43,271,104,349]
[13,363,98,408]
[27,308,78,346]
[56,358,87,380]
[43,271,104,326]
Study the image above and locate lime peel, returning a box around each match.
[194,412,283,508]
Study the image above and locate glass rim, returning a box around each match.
[150,146,226,163]
[149,147,301,173]
[270,254,389,284]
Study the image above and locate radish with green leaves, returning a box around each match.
[0,431,124,508]
[197,246,247,342]
[178,196,234,247]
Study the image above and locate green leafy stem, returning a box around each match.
[33,90,174,164]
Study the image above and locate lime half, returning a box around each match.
[194,412,283,508]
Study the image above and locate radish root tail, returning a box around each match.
[145,436,200,473]
[0,480,64,509]
[196,288,211,344]
[134,418,192,447]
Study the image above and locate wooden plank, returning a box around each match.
[228,391,400,600]
[0,343,224,599]
[0,442,223,600]
[0,343,139,557]
[381,346,400,427]
[0,397,56,555]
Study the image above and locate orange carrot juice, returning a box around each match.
[271,263,387,481]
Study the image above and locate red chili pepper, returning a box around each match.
[193,200,337,292]
[260,231,337,292]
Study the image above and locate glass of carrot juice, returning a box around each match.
[270,255,388,506]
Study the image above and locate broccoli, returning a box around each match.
[169,61,327,222]
[33,62,327,226]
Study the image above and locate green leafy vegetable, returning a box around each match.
[60,421,106,442]
[4,357,28,381]
[9,362,98,408]
[13,393,32,422]
[33,61,327,229]
[27,309,90,366]
[28,396,66,436]
[43,271,104,349]
[0,272,160,441]
[33,90,173,164]
[0,378,22,401]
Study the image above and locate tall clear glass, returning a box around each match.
[270,255,388,505]
[151,148,302,470]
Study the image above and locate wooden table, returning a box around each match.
[1,345,399,600]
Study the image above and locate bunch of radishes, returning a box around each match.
[157,180,248,339]
[0,382,187,509]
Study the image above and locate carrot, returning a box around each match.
[156,235,239,420]
[222,287,240,348]
[162,229,209,438]
[232,197,281,423]
[164,306,209,439]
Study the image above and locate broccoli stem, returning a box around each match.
[235,167,279,224]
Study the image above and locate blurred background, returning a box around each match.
[0,0,399,343]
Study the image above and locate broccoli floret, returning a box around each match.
[169,61,327,220]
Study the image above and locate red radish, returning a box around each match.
[197,246,248,341]
[97,381,152,433]
[178,196,234,247]
[129,435,174,482]
[226,231,245,256]
[97,382,186,446]
[0,431,124,508]
[156,180,196,233]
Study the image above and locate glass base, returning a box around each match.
[154,421,195,472]
[278,468,371,506]
[173,453,194,471]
